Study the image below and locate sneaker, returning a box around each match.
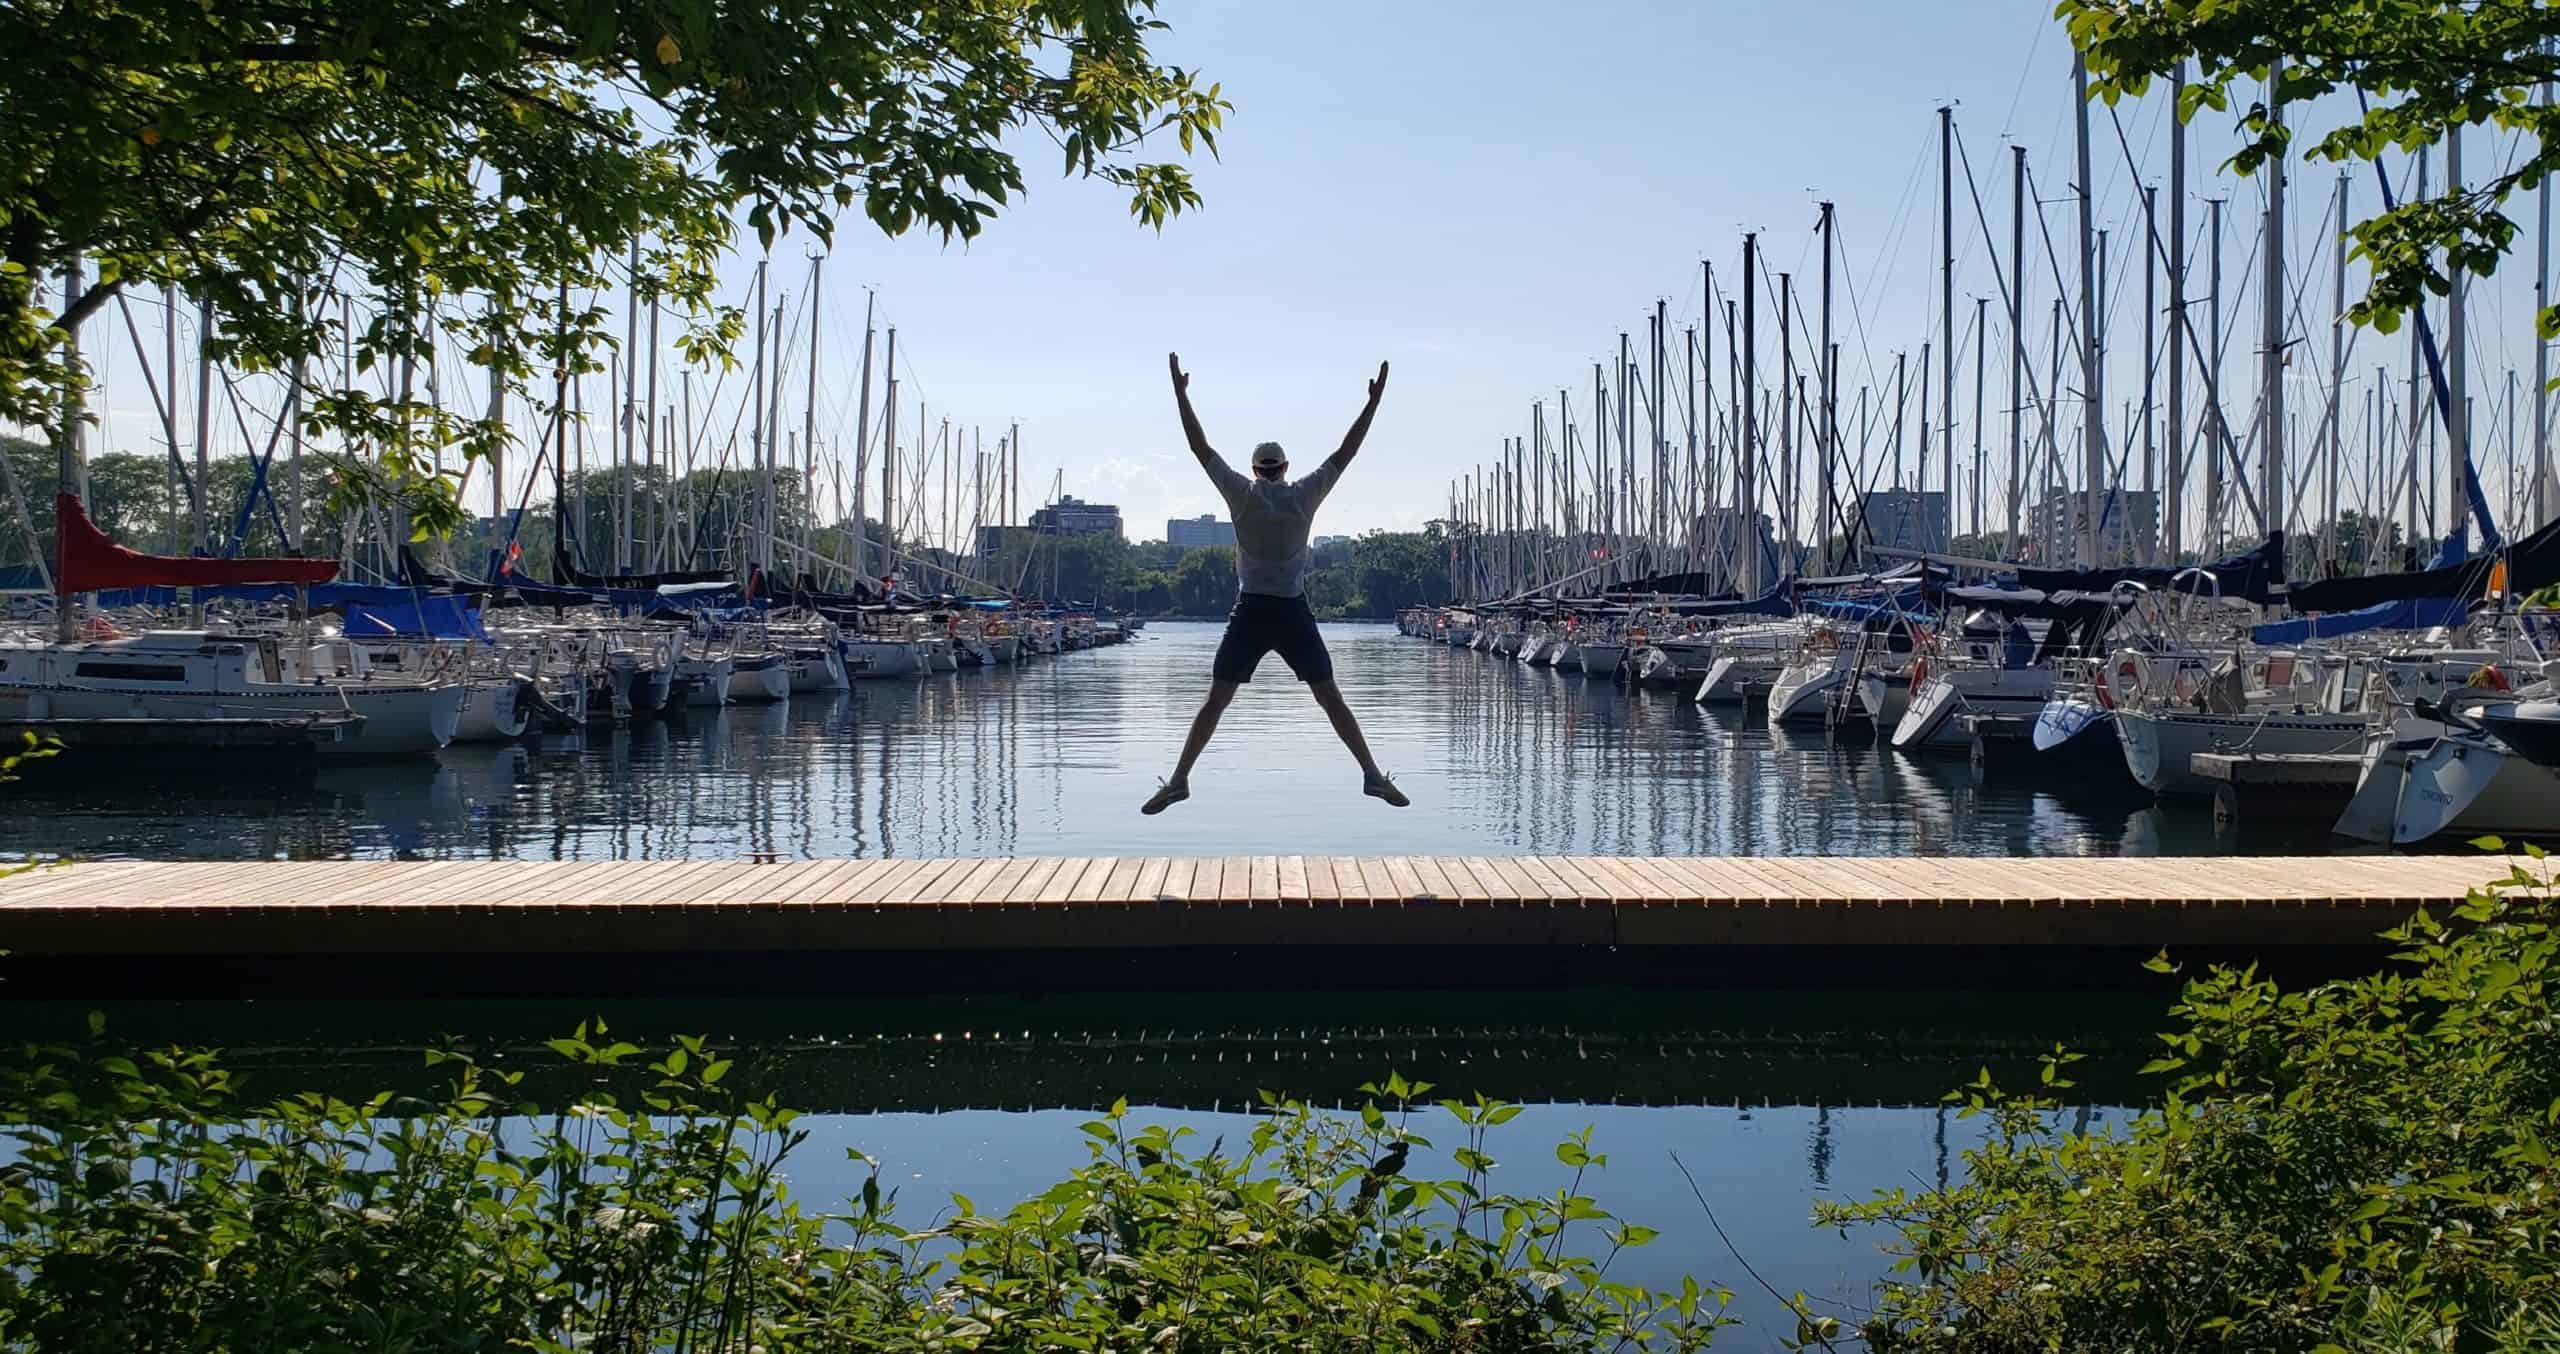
[1141,778,1190,815]
[1363,772,1410,808]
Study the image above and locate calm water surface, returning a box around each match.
[2,624,2238,1341]
[30,989,2161,1345]
[0,619,2287,860]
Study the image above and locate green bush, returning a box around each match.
[1820,850,2560,1352]
[0,1033,1730,1351]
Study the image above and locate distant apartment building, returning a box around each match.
[1857,489,1950,557]
[1028,495,1123,539]
[2028,487,2160,565]
[1312,534,1351,548]
[1166,515,1238,549]
[1687,507,1781,589]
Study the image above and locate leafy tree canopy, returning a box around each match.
[2059,0,2558,340]
[2,0,1225,533]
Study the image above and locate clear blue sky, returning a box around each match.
[809,0,2548,546]
[61,0,2553,553]
[838,0,2073,540]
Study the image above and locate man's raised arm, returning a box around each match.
[1168,353,1227,478]
[1311,361,1390,485]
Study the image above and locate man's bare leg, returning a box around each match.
[1309,679,1409,806]
[1143,681,1239,813]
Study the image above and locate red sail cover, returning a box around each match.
[55,492,338,593]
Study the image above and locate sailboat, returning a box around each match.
[1,495,463,757]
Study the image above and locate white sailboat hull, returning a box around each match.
[2388,732,2560,844]
[450,679,529,742]
[2113,709,2371,797]
[1892,669,2056,751]
[679,656,733,706]
[726,661,792,703]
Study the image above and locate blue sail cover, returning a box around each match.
[2017,533,2287,605]
[2251,596,2467,645]
[345,596,491,641]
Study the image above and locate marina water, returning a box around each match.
[9,621,2273,1335]
[0,620,2314,860]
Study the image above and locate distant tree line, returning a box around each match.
[966,522,1461,616]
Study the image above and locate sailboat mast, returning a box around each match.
[1740,232,1759,593]
[1973,295,1988,543]
[1652,298,1668,568]
[882,325,898,583]
[54,265,85,643]
[1779,274,1795,570]
[748,260,768,575]
[620,237,640,572]
[1816,210,1838,568]
[1940,103,1956,541]
[1685,326,1701,575]
[2540,63,2554,526]
[2142,187,2158,563]
[2444,119,2467,545]
[850,292,875,582]
[2207,196,2227,552]
[643,285,661,570]
[2007,149,2026,554]
[2168,62,2188,563]
[2326,174,2349,569]
[803,256,824,581]
[2262,54,2289,559]
[2073,52,2105,567]
[193,295,213,555]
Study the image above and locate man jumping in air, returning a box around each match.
[1142,353,1409,814]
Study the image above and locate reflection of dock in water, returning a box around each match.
[25,988,2168,1112]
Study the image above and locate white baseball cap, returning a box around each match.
[1251,441,1288,471]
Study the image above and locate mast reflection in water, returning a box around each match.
[0,620,2290,860]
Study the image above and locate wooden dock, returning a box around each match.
[2191,752,2367,831]
[0,854,2509,994]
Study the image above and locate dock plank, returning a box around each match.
[1069,856,1117,904]
[1038,859,1098,905]
[1380,856,1429,902]
[1097,857,1145,903]
[849,858,931,905]
[1455,856,1521,902]
[0,854,2511,972]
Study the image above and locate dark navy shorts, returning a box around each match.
[1213,593,1333,684]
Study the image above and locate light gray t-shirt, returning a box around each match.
[1202,454,1347,598]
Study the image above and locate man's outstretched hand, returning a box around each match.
[1367,360,1390,405]
[1168,352,1189,394]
